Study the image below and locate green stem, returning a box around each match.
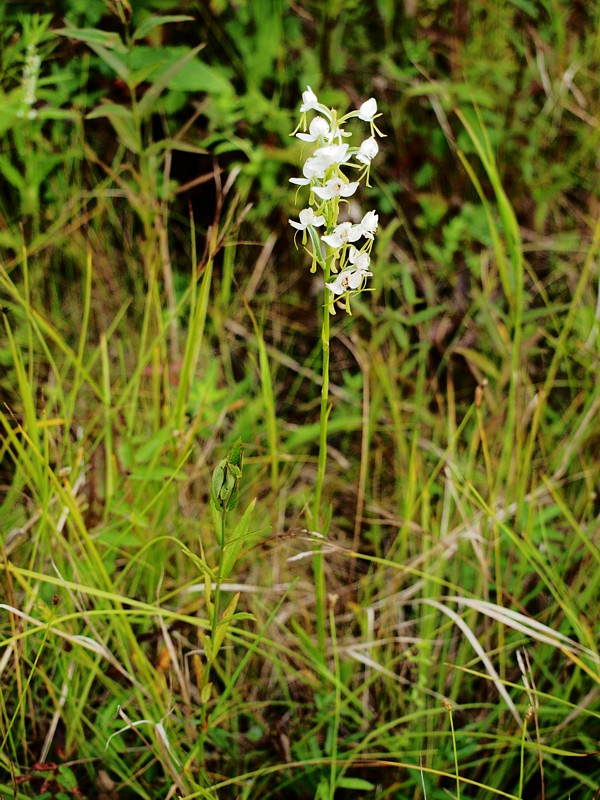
[212,511,227,638]
[197,509,226,772]
[328,597,341,800]
[312,255,332,656]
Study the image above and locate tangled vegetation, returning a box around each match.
[1,2,599,799]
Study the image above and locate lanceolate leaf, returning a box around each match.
[132,15,194,42]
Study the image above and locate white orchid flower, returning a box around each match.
[312,178,359,200]
[326,247,372,298]
[313,142,351,166]
[300,86,320,112]
[321,221,362,248]
[297,116,330,142]
[289,207,326,231]
[357,210,379,239]
[348,246,372,274]
[326,269,361,295]
[289,155,329,185]
[356,136,379,164]
[357,98,378,122]
[289,88,382,313]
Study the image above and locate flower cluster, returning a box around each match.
[289,86,383,314]
[17,44,41,120]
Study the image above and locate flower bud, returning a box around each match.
[211,439,244,512]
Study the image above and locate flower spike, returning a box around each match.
[289,87,383,313]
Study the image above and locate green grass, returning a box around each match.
[1,2,600,799]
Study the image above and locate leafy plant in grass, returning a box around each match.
[0,206,266,798]
[0,14,80,243]
[0,13,260,797]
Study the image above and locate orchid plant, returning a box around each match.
[289,86,384,315]
[288,87,383,653]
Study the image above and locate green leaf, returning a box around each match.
[148,139,208,156]
[453,347,500,380]
[0,154,25,191]
[86,102,134,120]
[0,104,18,136]
[128,62,166,89]
[134,427,173,463]
[228,437,244,470]
[178,542,216,580]
[129,465,181,481]
[130,45,233,98]
[336,777,375,791]
[37,108,77,121]
[102,112,140,153]
[55,27,127,52]
[137,44,206,118]
[132,15,195,41]
[87,43,130,83]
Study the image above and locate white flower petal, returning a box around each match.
[297,116,330,142]
[347,270,364,290]
[322,232,343,247]
[339,181,359,198]
[359,210,379,239]
[313,178,360,200]
[313,143,350,165]
[300,86,319,112]
[357,97,378,122]
[348,246,371,272]
[356,136,379,164]
[326,271,352,295]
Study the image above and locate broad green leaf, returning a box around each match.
[129,46,233,104]
[137,44,206,118]
[132,15,194,41]
[128,62,166,89]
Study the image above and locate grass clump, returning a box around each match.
[1,2,599,799]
